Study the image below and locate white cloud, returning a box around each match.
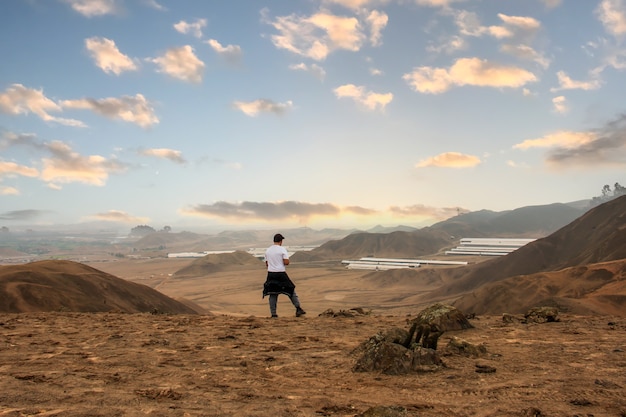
[388,204,463,220]
[497,14,541,33]
[85,37,138,75]
[181,200,378,224]
[0,185,20,195]
[455,12,540,39]
[552,95,568,114]
[0,160,39,178]
[365,10,388,46]
[88,210,150,224]
[264,9,368,61]
[289,63,327,80]
[0,84,85,127]
[174,19,207,38]
[143,0,166,11]
[321,0,390,9]
[333,84,393,110]
[206,39,243,64]
[40,141,128,187]
[403,57,537,94]
[427,35,467,54]
[149,45,205,83]
[514,116,626,168]
[1,132,131,188]
[415,0,467,7]
[551,70,602,91]
[139,148,186,164]
[500,44,550,69]
[233,99,293,117]
[415,152,481,168]
[513,131,596,150]
[62,0,120,17]
[61,93,159,128]
[596,0,626,37]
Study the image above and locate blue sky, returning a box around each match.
[1,0,625,232]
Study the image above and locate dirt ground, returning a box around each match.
[1,311,625,417]
[2,256,625,416]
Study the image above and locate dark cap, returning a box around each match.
[273,233,285,242]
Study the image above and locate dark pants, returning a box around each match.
[263,271,300,315]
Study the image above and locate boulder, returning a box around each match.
[404,303,473,349]
[444,336,487,357]
[353,332,442,375]
[525,306,559,323]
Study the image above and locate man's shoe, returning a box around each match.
[271,314,278,318]
[295,307,306,317]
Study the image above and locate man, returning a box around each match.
[262,233,306,318]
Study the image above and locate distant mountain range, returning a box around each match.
[355,195,626,315]
[127,199,592,258]
[292,200,590,261]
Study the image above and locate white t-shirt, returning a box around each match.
[265,244,289,272]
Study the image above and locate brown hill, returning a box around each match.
[374,195,626,315]
[174,250,263,276]
[295,229,454,261]
[452,259,626,316]
[432,194,626,296]
[0,260,199,314]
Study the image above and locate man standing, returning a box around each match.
[263,233,306,318]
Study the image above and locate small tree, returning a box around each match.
[590,182,626,207]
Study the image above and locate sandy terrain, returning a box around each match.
[1,311,624,416]
[91,258,453,317]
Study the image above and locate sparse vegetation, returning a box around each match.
[590,182,625,207]
[129,225,156,237]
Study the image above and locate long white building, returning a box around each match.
[342,257,467,271]
[445,237,535,256]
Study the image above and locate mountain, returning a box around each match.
[0,260,199,314]
[292,229,455,261]
[450,259,626,316]
[130,227,356,254]
[293,201,588,261]
[428,202,586,237]
[365,225,419,233]
[434,195,626,292]
[384,195,626,315]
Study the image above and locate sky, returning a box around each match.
[1,0,626,233]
